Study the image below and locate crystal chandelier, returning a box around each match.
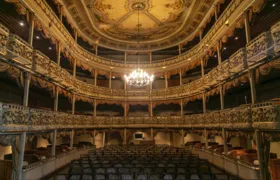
[124,6,154,87]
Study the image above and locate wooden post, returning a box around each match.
[123,128,127,145]
[222,128,228,154]
[109,71,112,89]
[220,85,224,110]
[149,52,152,64]
[93,129,96,146]
[214,4,218,21]
[93,99,97,117]
[199,28,203,41]
[255,130,265,180]
[204,129,208,149]
[180,99,184,116]
[181,129,184,146]
[51,129,57,156]
[103,131,106,147]
[179,69,183,85]
[73,59,77,78]
[94,70,97,86]
[202,93,207,113]
[70,129,74,150]
[54,86,59,111]
[28,12,34,46]
[165,72,168,88]
[201,59,205,77]
[72,94,75,115]
[56,42,61,65]
[217,42,222,64]
[23,73,31,107]
[17,132,26,180]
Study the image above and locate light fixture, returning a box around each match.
[36,36,40,39]
[112,76,115,79]
[272,3,276,7]
[235,36,239,40]
[19,21,24,26]
[124,5,154,87]
[162,66,166,69]
[48,47,52,50]
[223,47,227,50]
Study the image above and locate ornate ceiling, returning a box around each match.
[60,0,215,51]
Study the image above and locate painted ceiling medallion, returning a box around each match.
[62,0,215,51]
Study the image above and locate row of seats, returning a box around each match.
[55,145,238,180]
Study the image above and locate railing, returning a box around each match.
[0,20,280,101]
[0,101,279,131]
[17,0,251,69]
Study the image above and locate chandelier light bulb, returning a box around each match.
[124,68,154,87]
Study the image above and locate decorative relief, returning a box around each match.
[271,21,280,53]
[0,23,9,56]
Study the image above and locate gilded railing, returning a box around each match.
[0,19,278,101]
[0,23,9,56]
[0,101,279,131]
[271,20,280,53]
[18,0,249,69]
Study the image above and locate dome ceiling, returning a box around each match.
[61,0,215,51]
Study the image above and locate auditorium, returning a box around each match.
[0,0,280,179]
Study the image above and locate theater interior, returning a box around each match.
[0,0,280,179]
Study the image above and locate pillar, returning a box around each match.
[93,99,97,117]
[72,94,75,115]
[180,99,184,116]
[95,45,98,55]
[214,4,218,21]
[74,29,78,42]
[124,102,127,119]
[102,131,106,147]
[165,72,168,88]
[56,42,61,65]
[204,129,208,149]
[51,129,57,156]
[151,128,154,140]
[170,132,174,146]
[219,85,224,110]
[59,5,63,21]
[202,93,206,113]
[201,59,204,77]
[109,71,112,89]
[17,132,26,180]
[150,101,153,117]
[123,128,127,145]
[28,11,35,46]
[94,70,98,86]
[178,44,182,55]
[217,42,222,64]
[249,69,257,104]
[54,86,59,111]
[222,128,228,154]
[70,129,74,150]
[199,28,203,41]
[124,52,127,64]
[255,130,265,180]
[23,73,31,107]
[244,10,251,43]
[92,129,96,146]
[179,69,183,85]
[73,59,77,78]
[149,52,152,64]
[181,129,184,146]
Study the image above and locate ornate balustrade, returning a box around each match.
[16,0,256,71]
[271,20,280,53]
[0,23,8,56]
[0,101,279,131]
[0,19,279,101]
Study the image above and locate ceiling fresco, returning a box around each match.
[61,0,215,51]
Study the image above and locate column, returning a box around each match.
[255,130,265,180]
[73,59,77,78]
[199,28,203,41]
[151,128,154,140]
[149,82,152,100]
[217,42,222,64]
[51,129,57,156]
[109,71,112,89]
[72,94,75,115]
[70,129,74,150]
[59,5,63,21]
[214,4,218,21]
[180,99,184,116]
[219,85,224,110]
[94,70,98,86]
[178,44,182,55]
[222,128,228,154]
[28,11,35,46]
[149,52,152,64]
[54,86,59,111]
[124,102,127,119]
[92,129,96,146]
[74,29,78,42]
[93,99,97,117]
[124,52,127,64]
[23,73,31,107]
[56,41,61,65]
[201,59,204,77]
[95,45,98,56]
[150,101,153,117]
[181,129,184,146]
[202,93,206,113]
[170,132,174,146]
[165,72,168,88]
[244,10,257,104]
[102,131,106,147]
[123,128,127,145]
[17,132,26,180]
[179,69,183,85]
[204,129,208,149]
